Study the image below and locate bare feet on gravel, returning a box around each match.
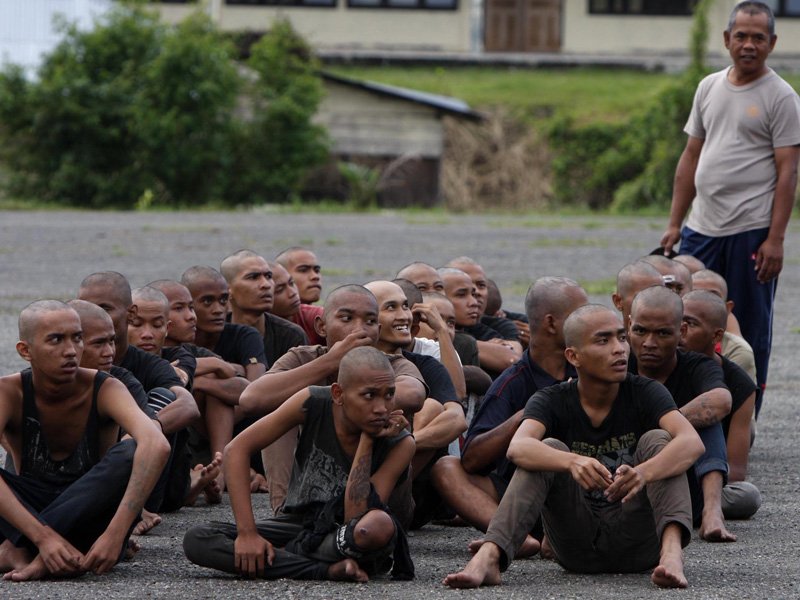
[699,510,737,543]
[249,469,268,494]
[133,509,162,536]
[651,524,688,589]
[3,554,52,582]
[468,535,539,558]
[327,558,369,582]
[444,541,502,589]
[0,540,32,573]
[184,452,223,506]
[124,538,141,560]
[540,535,555,560]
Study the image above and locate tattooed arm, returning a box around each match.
[345,434,375,521]
[83,376,171,574]
[680,387,732,428]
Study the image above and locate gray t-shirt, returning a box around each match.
[684,67,800,236]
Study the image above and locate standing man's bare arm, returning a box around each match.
[661,136,705,254]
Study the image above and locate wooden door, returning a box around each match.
[485,0,561,52]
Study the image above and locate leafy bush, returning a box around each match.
[0,5,327,208]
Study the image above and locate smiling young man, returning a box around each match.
[0,301,169,581]
[184,346,415,582]
[628,286,735,543]
[444,305,703,590]
[660,1,800,417]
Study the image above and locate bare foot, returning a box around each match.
[133,509,162,536]
[540,535,555,560]
[184,453,223,506]
[468,535,539,558]
[700,512,737,543]
[651,555,688,589]
[124,538,141,561]
[249,470,268,494]
[204,476,222,505]
[3,554,52,582]
[327,558,369,582]
[0,540,32,572]
[443,542,502,589]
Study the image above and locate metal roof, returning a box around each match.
[320,71,484,122]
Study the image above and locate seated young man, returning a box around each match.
[444,305,703,590]
[628,286,735,542]
[673,254,706,274]
[183,347,415,582]
[640,254,692,296]
[691,269,756,382]
[0,301,170,581]
[395,262,445,294]
[432,277,587,553]
[275,246,322,305]
[485,279,530,349]
[238,284,427,515]
[439,267,517,377]
[270,261,325,345]
[680,290,761,520]
[220,250,308,367]
[612,261,665,331]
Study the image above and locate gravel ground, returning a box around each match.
[0,209,798,599]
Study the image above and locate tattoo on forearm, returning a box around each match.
[348,454,371,503]
[686,394,717,428]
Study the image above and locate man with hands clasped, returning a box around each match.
[444,305,704,590]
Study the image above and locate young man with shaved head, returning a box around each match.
[432,277,588,552]
[628,285,735,542]
[612,261,665,331]
[184,347,415,582]
[395,262,445,294]
[680,290,761,520]
[275,247,322,305]
[270,262,325,346]
[239,285,427,515]
[439,268,517,376]
[640,255,693,297]
[444,304,703,590]
[0,301,170,581]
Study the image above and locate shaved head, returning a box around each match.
[446,256,480,269]
[132,286,169,310]
[337,346,393,389]
[67,299,113,328]
[673,254,706,274]
[563,304,621,348]
[692,269,728,300]
[275,246,313,267]
[323,284,377,316]
[220,249,262,283]
[19,300,75,342]
[79,271,132,307]
[392,278,422,308]
[683,290,728,330]
[525,276,588,330]
[181,265,227,293]
[631,285,683,327]
[148,279,190,301]
[616,261,663,299]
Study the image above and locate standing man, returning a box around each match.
[660,1,800,416]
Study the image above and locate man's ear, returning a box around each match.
[127,304,137,325]
[679,321,688,338]
[16,340,32,363]
[331,382,343,405]
[544,314,557,336]
[565,346,579,369]
[612,293,623,312]
[713,327,725,345]
[723,29,731,50]
[726,299,734,315]
[313,315,326,339]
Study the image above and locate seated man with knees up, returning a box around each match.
[444,305,703,590]
[270,261,325,346]
[612,261,665,331]
[184,346,415,582]
[0,301,169,581]
[628,286,734,542]
[680,290,761,520]
[432,277,587,553]
[239,284,427,515]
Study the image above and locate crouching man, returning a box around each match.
[444,305,704,589]
[0,301,170,581]
[184,346,416,581]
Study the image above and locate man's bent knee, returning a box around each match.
[351,510,395,553]
[635,429,672,463]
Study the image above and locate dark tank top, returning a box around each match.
[20,369,106,488]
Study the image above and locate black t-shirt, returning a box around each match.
[179,343,219,359]
[262,313,308,367]
[161,345,197,390]
[401,350,458,404]
[720,355,756,439]
[662,350,727,408]
[463,322,503,342]
[119,345,183,393]
[453,331,480,367]
[110,365,156,419]
[481,315,520,341]
[212,323,267,369]
[523,374,676,508]
[283,386,411,514]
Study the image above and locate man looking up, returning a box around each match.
[628,286,734,542]
[444,305,703,589]
[275,246,322,305]
[0,301,170,581]
[660,1,800,417]
[396,262,445,293]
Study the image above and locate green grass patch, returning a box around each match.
[579,277,617,296]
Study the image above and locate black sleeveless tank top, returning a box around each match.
[20,369,106,488]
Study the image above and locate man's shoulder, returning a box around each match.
[268,344,328,371]
[223,322,260,339]
[265,312,307,338]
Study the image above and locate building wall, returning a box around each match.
[562,0,800,56]
[315,80,444,157]
[156,3,473,52]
